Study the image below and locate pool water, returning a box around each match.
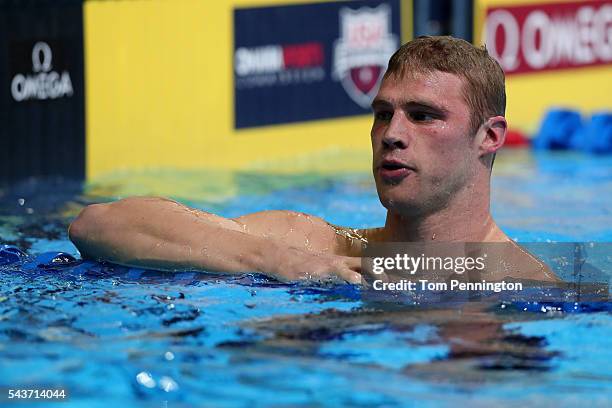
[0,149,611,407]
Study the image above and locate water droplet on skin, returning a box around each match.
[331,226,368,244]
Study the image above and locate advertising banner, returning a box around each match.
[0,0,85,184]
[233,0,401,129]
[484,0,612,75]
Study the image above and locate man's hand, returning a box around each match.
[268,246,362,283]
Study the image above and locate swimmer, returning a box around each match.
[68,36,560,284]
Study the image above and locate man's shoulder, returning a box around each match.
[232,211,380,256]
[489,240,560,282]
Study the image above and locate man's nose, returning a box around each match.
[382,113,409,149]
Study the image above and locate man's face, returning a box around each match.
[371,70,480,216]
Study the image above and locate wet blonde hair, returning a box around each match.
[385,36,506,136]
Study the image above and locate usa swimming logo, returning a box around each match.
[332,4,398,108]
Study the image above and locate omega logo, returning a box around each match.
[11,41,74,102]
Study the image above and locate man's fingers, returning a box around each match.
[334,256,363,283]
[337,268,362,284]
[341,255,363,271]
[354,256,390,284]
[270,252,364,284]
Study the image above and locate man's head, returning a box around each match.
[371,36,507,216]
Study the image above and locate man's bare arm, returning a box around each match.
[68,196,362,282]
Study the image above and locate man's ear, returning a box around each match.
[478,116,507,157]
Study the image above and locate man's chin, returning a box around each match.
[377,190,423,216]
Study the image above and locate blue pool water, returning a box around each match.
[0,150,611,407]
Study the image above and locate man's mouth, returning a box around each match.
[378,159,414,181]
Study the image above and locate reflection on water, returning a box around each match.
[0,247,610,406]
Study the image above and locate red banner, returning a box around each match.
[485,1,612,75]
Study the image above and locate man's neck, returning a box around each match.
[382,183,507,243]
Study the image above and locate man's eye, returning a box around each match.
[410,112,435,122]
[374,111,392,121]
